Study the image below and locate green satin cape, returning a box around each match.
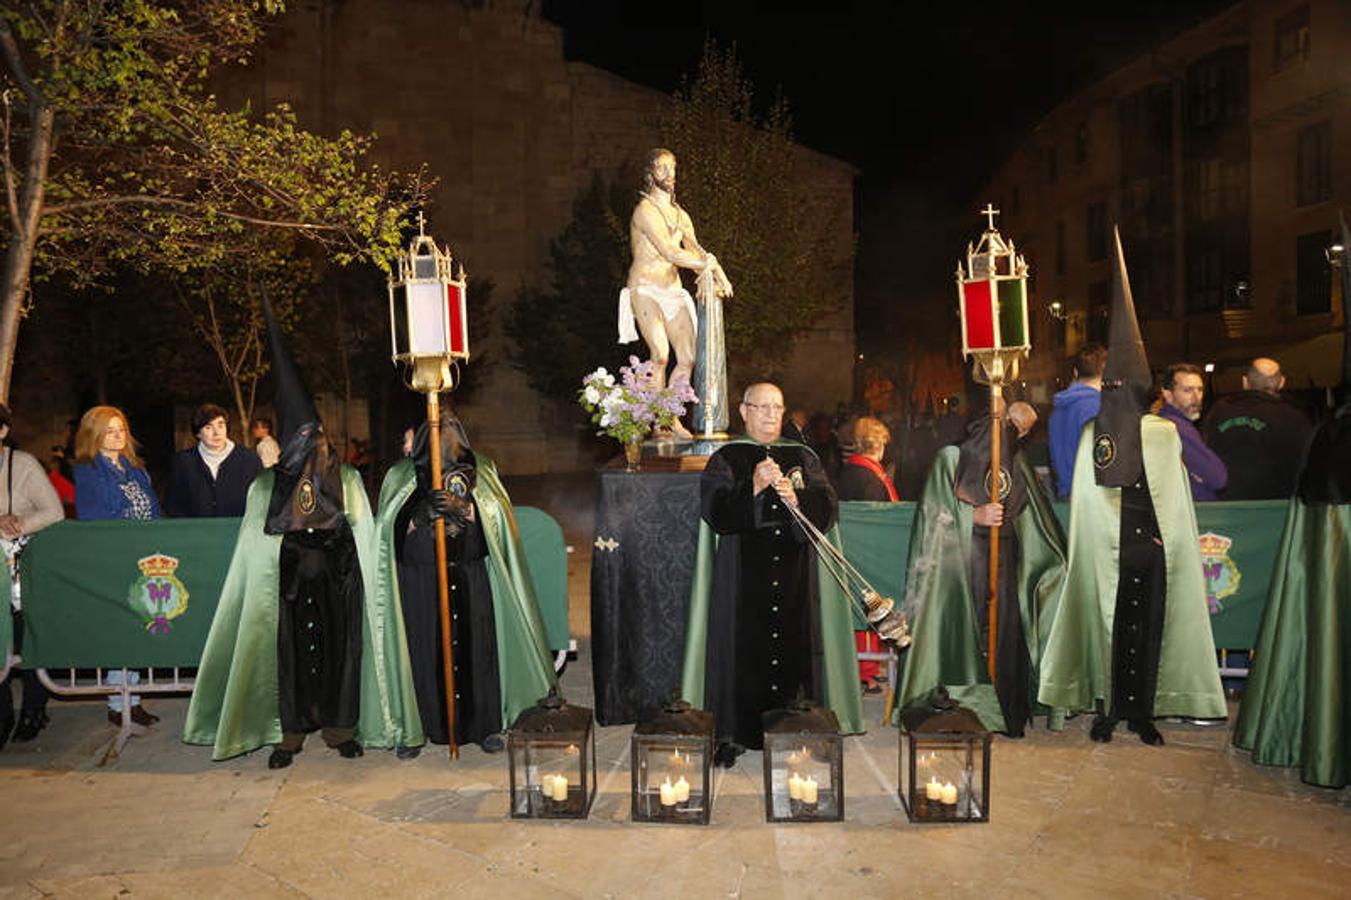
[183,467,424,759]
[1037,415,1227,719]
[374,455,557,731]
[680,439,865,735]
[894,447,1067,731]
[1233,500,1350,788]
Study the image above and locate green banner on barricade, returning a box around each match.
[21,518,238,668]
[839,498,1287,651]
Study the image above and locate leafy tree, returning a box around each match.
[660,41,844,363]
[0,1,427,403]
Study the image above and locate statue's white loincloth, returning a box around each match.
[617,281,698,344]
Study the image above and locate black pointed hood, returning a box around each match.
[411,416,475,490]
[1296,212,1351,503]
[1092,227,1151,488]
[260,290,345,533]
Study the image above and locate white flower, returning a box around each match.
[583,385,601,405]
[600,411,614,428]
[604,387,623,407]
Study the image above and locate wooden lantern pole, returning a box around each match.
[426,388,459,760]
[985,377,1002,681]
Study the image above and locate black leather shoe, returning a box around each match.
[1089,715,1116,743]
[336,739,364,759]
[1128,719,1165,746]
[12,708,49,742]
[479,733,505,754]
[0,703,13,751]
[395,745,422,760]
[268,748,295,769]
[713,742,744,768]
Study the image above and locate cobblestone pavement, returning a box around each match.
[1,473,1347,898]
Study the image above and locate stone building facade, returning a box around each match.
[979,0,1348,399]
[232,0,857,472]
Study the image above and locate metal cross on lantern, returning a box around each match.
[388,212,470,758]
[955,205,1031,680]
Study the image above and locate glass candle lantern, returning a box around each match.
[761,700,844,823]
[898,688,992,824]
[630,698,714,825]
[506,689,597,820]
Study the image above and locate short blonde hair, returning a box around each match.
[74,405,144,469]
[853,416,890,454]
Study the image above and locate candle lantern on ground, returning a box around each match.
[761,699,844,823]
[507,688,597,819]
[630,698,714,825]
[955,205,1031,681]
[388,215,470,759]
[898,688,992,824]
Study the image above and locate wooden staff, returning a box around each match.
[986,383,1002,681]
[427,390,459,760]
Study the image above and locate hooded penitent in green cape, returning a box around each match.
[895,446,1066,734]
[1233,212,1351,788]
[374,454,556,742]
[183,467,424,759]
[681,438,864,747]
[1037,416,1227,721]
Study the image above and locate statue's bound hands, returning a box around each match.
[701,253,734,298]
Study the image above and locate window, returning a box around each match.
[1055,220,1066,275]
[1075,122,1089,164]
[1086,201,1107,262]
[1088,280,1111,344]
[1274,5,1311,72]
[1187,48,1248,129]
[1187,247,1223,313]
[1046,146,1058,184]
[1296,230,1332,314]
[1296,121,1331,207]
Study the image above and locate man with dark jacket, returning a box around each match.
[165,404,261,518]
[1201,358,1313,500]
[1048,342,1106,498]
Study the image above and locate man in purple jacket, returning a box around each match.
[1157,363,1227,500]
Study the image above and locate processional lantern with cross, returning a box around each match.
[955,204,1031,679]
[388,212,470,758]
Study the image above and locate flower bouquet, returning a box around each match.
[579,357,698,468]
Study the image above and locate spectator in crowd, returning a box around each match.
[1048,342,1106,498]
[1157,363,1227,501]
[935,395,967,447]
[804,411,841,482]
[835,415,897,694]
[45,451,75,517]
[166,404,261,518]
[250,417,280,469]
[71,405,160,727]
[1202,358,1313,500]
[784,408,808,444]
[0,404,66,747]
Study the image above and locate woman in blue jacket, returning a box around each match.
[71,404,161,727]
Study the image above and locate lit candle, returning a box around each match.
[788,772,803,801]
[674,775,690,804]
[801,776,819,805]
[940,782,958,806]
[540,773,555,796]
[659,777,677,807]
[925,777,942,801]
[552,773,569,802]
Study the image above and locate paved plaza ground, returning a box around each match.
[1,473,1348,898]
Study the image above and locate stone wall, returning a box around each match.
[236,0,855,472]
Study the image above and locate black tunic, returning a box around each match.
[967,526,1031,736]
[276,525,364,736]
[1109,474,1168,722]
[701,442,836,749]
[395,492,502,746]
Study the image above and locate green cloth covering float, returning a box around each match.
[895,446,1067,733]
[183,467,424,760]
[1037,416,1227,720]
[681,438,864,740]
[373,455,557,740]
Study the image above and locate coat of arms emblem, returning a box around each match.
[128,553,189,635]
[1198,532,1240,615]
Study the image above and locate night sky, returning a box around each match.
[544,0,1236,346]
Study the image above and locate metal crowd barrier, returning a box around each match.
[32,665,194,764]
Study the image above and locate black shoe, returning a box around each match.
[336,740,364,759]
[268,748,296,769]
[12,708,49,742]
[1128,719,1165,746]
[1089,715,1116,743]
[479,733,505,754]
[713,742,744,768]
[395,745,422,760]
[0,703,13,751]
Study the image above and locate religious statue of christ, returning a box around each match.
[618,148,733,439]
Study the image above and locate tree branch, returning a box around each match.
[0,19,44,108]
[42,193,346,233]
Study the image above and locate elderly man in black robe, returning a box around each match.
[682,382,862,768]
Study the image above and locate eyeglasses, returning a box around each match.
[744,402,785,414]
